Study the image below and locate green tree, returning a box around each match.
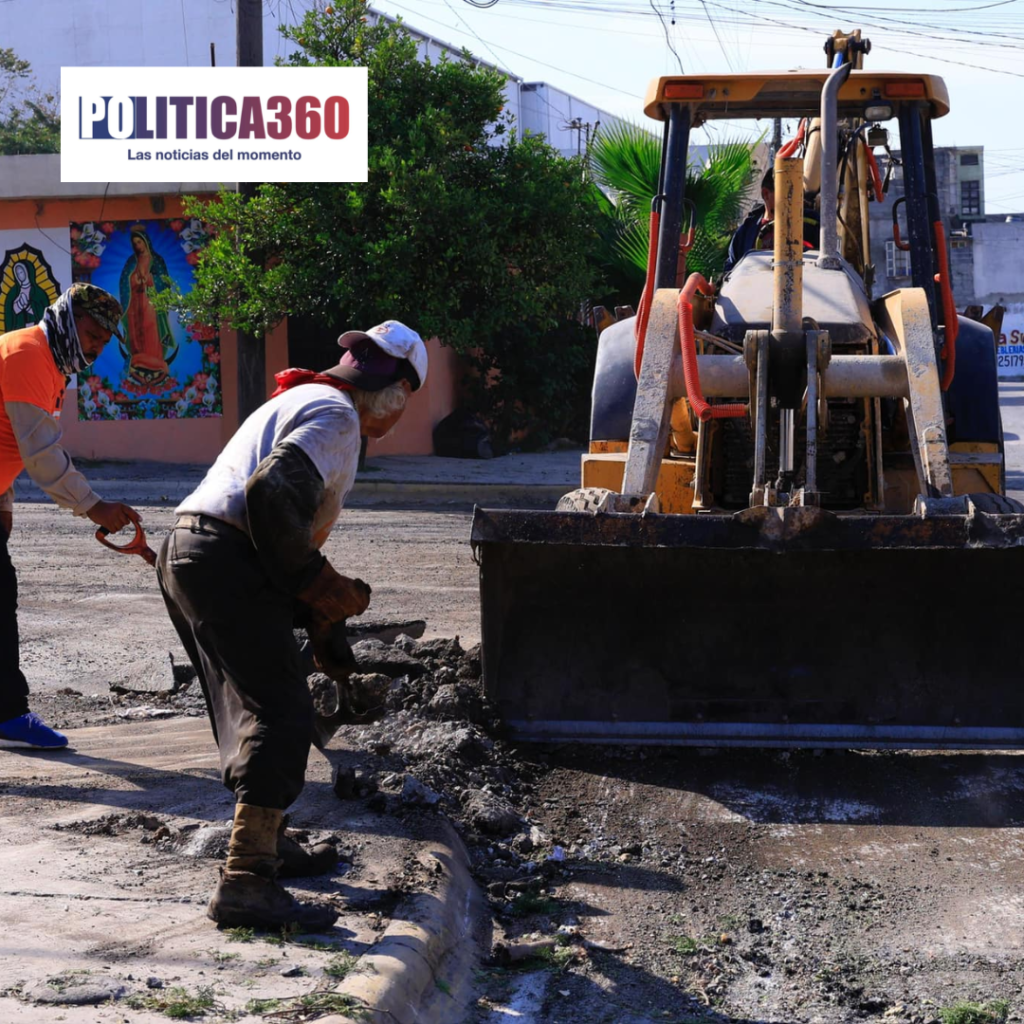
[0,49,60,155]
[176,1,601,444]
[590,120,757,293]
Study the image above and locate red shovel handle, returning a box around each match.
[96,522,157,566]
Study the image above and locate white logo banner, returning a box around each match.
[61,66,367,183]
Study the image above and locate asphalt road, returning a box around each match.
[10,379,1024,695]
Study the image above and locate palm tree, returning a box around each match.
[590,121,758,297]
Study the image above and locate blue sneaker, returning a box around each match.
[0,712,68,750]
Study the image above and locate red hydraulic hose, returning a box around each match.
[634,206,661,378]
[776,119,807,160]
[932,220,958,391]
[865,144,884,202]
[678,273,747,422]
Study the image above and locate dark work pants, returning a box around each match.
[0,525,30,723]
[156,517,314,810]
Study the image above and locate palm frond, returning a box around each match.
[590,121,661,218]
[592,130,760,291]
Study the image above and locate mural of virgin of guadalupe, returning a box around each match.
[4,261,51,331]
[1,250,56,333]
[119,225,176,387]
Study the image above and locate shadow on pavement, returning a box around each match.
[540,746,1024,828]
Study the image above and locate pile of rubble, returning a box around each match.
[326,633,565,900]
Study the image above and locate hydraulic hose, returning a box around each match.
[933,220,958,391]
[865,143,884,202]
[777,118,807,160]
[678,273,747,422]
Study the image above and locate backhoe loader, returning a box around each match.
[471,33,1024,748]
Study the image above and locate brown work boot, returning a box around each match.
[207,867,339,931]
[207,802,338,931]
[276,818,339,879]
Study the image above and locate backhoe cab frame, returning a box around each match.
[622,63,958,516]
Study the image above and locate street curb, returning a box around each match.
[348,481,570,505]
[323,821,485,1024]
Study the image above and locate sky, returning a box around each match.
[357,0,1024,213]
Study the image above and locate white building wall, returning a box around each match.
[519,84,623,159]
[0,0,305,91]
[972,220,1024,305]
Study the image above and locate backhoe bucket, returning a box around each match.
[471,504,1024,748]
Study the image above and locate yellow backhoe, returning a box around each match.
[471,33,1024,748]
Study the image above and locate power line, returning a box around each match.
[699,0,735,71]
[649,0,685,74]
[180,0,191,65]
[386,0,647,100]
[441,0,508,67]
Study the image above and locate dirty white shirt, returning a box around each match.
[5,402,100,515]
[178,384,361,544]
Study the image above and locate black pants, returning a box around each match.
[156,516,314,810]
[0,526,30,723]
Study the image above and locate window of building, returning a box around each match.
[961,180,981,215]
[885,239,912,278]
[960,153,980,166]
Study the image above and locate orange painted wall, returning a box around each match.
[2,195,461,463]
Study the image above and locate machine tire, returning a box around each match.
[967,493,1024,514]
[556,487,614,513]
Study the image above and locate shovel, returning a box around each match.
[95,521,157,566]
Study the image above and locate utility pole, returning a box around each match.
[235,0,265,424]
[771,118,782,160]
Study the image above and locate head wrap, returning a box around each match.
[42,283,124,375]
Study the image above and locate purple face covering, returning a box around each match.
[325,338,403,391]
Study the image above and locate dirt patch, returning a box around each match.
[311,635,1024,1023]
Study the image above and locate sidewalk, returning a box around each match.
[11,451,583,507]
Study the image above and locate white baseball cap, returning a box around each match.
[336,320,428,391]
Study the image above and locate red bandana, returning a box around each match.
[270,368,355,398]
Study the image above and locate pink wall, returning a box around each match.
[366,337,461,457]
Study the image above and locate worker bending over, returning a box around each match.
[158,320,427,930]
[0,284,141,750]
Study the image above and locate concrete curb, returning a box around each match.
[348,481,569,505]
[323,821,485,1024]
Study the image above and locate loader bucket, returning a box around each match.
[471,504,1024,749]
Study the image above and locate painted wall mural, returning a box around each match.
[70,218,221,420]
[0,244,61,334]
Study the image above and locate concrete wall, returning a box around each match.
[972,220,1024,305]
[0,180,236,463]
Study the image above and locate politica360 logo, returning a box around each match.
[61,67,367,183]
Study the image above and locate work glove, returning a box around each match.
[297,561,372,623]
[296,562,371,682]
[311,621,358,683]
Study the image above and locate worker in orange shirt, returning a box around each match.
[0,283,141,750]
